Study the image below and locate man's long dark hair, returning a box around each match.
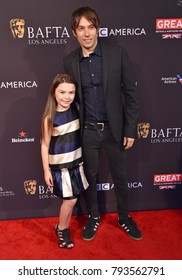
[71,6,100,32]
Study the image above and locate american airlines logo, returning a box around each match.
[161,74,182,85]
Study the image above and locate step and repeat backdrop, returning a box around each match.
[0,0,182,220]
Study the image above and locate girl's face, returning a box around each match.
[55,82,76,111]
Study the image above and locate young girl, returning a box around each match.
[41,73,88,249]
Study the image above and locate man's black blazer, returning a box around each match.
[63,42,139,142]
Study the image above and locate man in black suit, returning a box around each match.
[63,6,142,241]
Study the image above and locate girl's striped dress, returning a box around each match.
[49,103,88,199]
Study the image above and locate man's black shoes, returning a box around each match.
[118,215,142,240]
[82,215,100,241]
[82,214,142,241]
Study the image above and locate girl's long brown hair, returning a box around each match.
[41,73,77,142]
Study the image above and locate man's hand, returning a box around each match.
[123,137,135,150]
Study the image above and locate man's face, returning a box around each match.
[73,16,98,53]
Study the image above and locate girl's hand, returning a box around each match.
[44,170,54,187]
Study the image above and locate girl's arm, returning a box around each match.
[41,117,54,186]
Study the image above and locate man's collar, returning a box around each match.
[79,42,101,61]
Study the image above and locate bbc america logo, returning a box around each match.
[99,27,146,37]
[97,182,143,191]
[97,183,114,191]
[99,28,108,37]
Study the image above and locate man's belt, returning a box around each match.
[84,121,109,131]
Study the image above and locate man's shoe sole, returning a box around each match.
[82,234,96,241]
[118,222,143,240]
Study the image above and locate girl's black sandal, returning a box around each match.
[55,224,74,249]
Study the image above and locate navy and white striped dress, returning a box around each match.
[49,103,88,199]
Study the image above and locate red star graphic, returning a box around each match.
[19,131,26,137]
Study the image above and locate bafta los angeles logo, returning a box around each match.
[10,19,25,38]
[24,180,37,195]
[137,123,150,138]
